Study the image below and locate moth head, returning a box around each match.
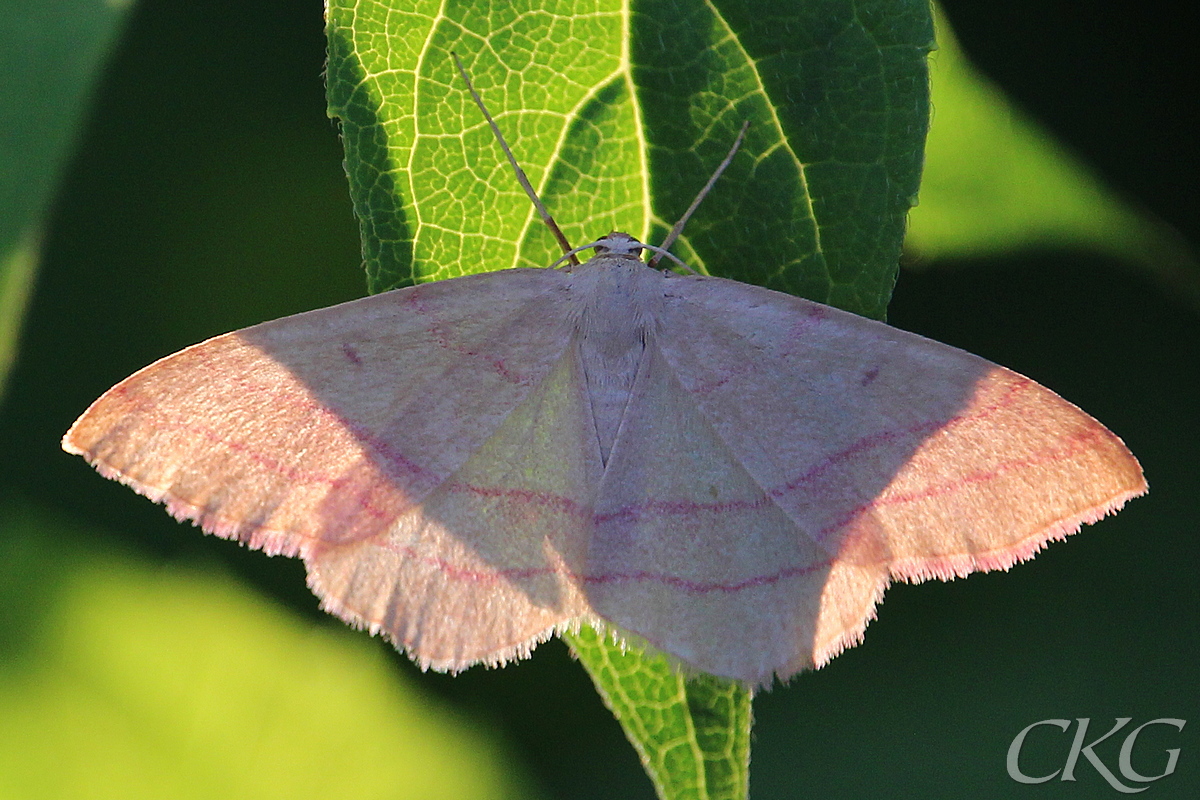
[593,232,645,258]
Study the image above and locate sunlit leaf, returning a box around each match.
[566,627,752,800]
[325,0,932,319]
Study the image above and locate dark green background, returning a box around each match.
[2,0,1196,797]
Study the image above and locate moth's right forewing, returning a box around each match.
[63,268,578,560]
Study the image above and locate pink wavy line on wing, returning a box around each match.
[598,377,1035,525]
[109,379,593,529]
[114,367,1034,537]
[772,375,1032,497]
[406,425,1105,594]
[593,494,775,524]
[111,383,592,532]
[139,422,1098,599]
[366,535,835,594]
[815,425,1109,540]
[375,386,1089,595]
[113,377,430,480]
[441,481,592,519]
[109,384,430,521]
[106,359,1076,596]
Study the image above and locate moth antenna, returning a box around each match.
[649,121,750,268]
[452,52,579,265]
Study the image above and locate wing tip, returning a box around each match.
[802,577,888,679]
[888,481,1147,585]
[796,480,1149,683]
[66,439,310,560]
[61,412,95,457]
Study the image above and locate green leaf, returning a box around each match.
[324,2,933,798]
[325,0,932,319]
[0,501,538,800]
[563,627,752,800]
[0,0,135,400]
[907,4,1198,301]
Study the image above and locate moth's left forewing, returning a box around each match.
[654,275,1145,677]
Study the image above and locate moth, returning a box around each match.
[64,58,1145,686]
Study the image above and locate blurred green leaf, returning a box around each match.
[907,4,1197,301]
[0,0,135,399]
[0,234,39,402]
[0,501,537,800]
[325,2,932,798]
